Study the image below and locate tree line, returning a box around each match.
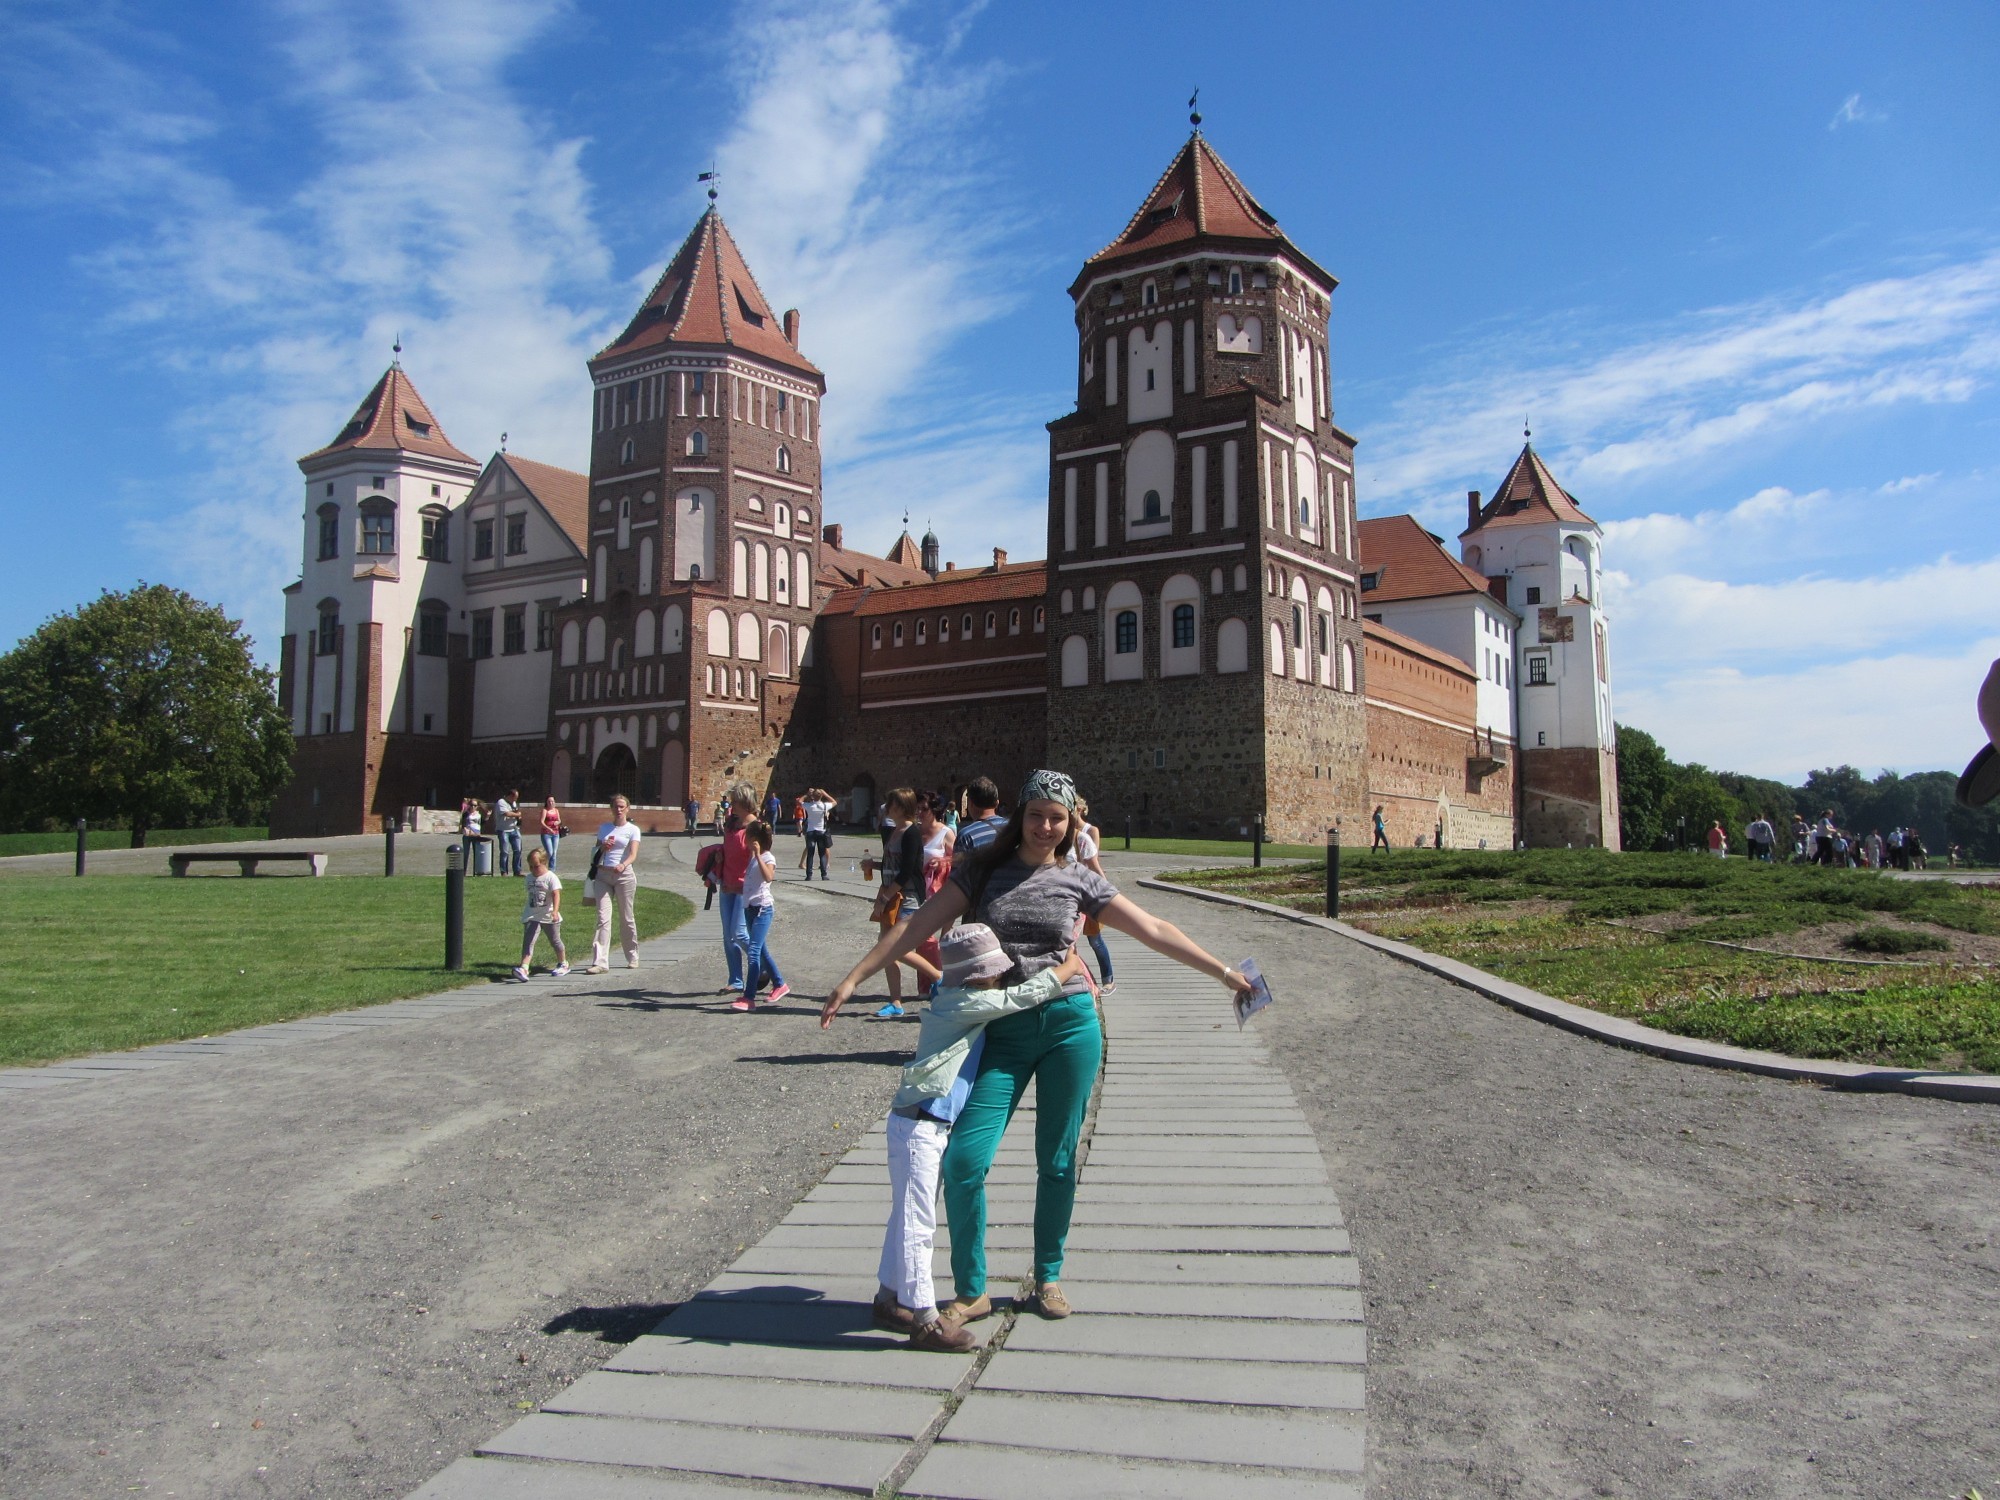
[1616,723,1999,863]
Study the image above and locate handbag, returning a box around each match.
[583,844,604,901]
[869,882,904,926]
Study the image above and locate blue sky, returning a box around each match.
[3,0,1996,781]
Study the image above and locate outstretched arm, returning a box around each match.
[1095,894,1253,993]
[821,882,971,1026]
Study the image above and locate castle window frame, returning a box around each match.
[357,498,395,556]
[316,504,339,561]
[470,609,494,660]
[1008,608,1021,635]
[419,506,450,562]
[1528,654,1550,684]
[1033,606,1044,630]
[1142,488,1162,520]
[985,611,997,637]
[1114,610,1138,655]
[417,602,448,657]
[938,616,950,642]
[1227,267,1243,295]
[1292,603,1306,649]
[916,619,928,645]
[962,612,974,636]
[1141,279,1158,307]
[621,438,636,464]
[505,514,527,556]
[316,603,340,656]
[535,603,554,652]
[871,623,883,650]
[1526,586,1542,604]
[502,605,526,656]
[776,445,792,473]
[473,518,494,560]
[1172,602,1196,649]
[893,621,905,647]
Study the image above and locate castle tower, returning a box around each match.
[1043,133,1368,842]
[274,363,481,834]
[1460,443,1619,848]
[545,208,825,815]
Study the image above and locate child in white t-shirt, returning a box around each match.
[512,846,570,981]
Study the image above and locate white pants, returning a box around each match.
[592,868,639,968]
[878,1111,948,1316]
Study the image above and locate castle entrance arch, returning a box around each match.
[592,743,639,802]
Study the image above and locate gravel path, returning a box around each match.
[1136,882,2000,1500]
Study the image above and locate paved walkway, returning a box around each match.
[412,939,1365,1498]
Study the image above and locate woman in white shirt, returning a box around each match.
[587,793,642,973]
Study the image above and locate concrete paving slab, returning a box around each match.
[1056,1251,1358,1286]
[604,1336,969,1390]
[1061,1281,1363,1322]
[478,1410,905,1491]
[1078,1166,1328,1187]
[1070,1184,1338,1205]
[1062,1226,1349,1254]
[939,1390,1364,1472]
[50,1056,180,1070]
[411,1455,811,1498]
[904,1442,1358,1500]
[980,1349,1365,1409]
[1005,1312,1366,1364]
[0,1073,80,1089]
[543,1369,941,1440]
[1067,1202,1342,1228]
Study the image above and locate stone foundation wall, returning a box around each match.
[1520,745,1620,850]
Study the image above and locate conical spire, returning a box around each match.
[597,208,819,377]
[1072,134,1333,294]
[1463,442,1597,535]
[300,365,474,465]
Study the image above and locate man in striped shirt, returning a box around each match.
[954,777,1008,854]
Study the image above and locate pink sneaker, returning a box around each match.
[765,983,791,1005]
[729,995,752,1012]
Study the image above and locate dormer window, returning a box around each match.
[404,414,431,436]
[687,430,706,457]
[734,285,765,326]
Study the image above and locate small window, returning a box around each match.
[917,620,928,645]
[1115,610,1138,654]
[777,392,789,413]
[985,611,997,637]
[620,438,635,464]
[1292,604,1306,648]
[1008,608,1021,634]
[1153,748,1166,769]
[1126,749,1139,769]
[871,624,883,649]
[962,612,974,636]
[417,607,447,656]
[535,605,554,652]
[316,505,339,560]
[1251,270,1268,289]
[939,616,950,642]
[505,515,526,555]
[1227,267,1243,295]
[893,621,904,646]
[473,520,494,560]
[1529,656,1549,684]
[1143,488,1162,520]
[776,445,792,473]
[688,430,707,457]
[1298,495,1312,528]
[316,607,339,656]
[419,509,449,561]
[1034,606,1045,630]
[502,606,526,655]
[1141,279,1158,306]
[1315,614,1329,654]
[359,504,394,556]
[1172,603,1195,648]
[691,371,706,394]
[1144,368,1155,391]
[470,611,494,660]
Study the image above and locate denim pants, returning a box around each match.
[540,832,560,868]
[1086,930,1114,983]
[499,828,522,875]
[941,991,1102,1296]
[719,891,778,990]
[740,902,784,1000]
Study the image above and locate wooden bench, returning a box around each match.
[168,850,328,878]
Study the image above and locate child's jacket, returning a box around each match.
[890,968,1069,1115]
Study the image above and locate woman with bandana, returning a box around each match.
[823,769,1252,1326]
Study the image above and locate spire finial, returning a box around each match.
[1188,87,1201,132]
[499,430,508,452]
[1524,415,1532,444]
[698,163,719,204]
[391,333,402,368]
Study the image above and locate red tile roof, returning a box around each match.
[498,454,589,553]
[841,561,1046,617]
[1464,443,1596,534]
[1074,134,1334,293]
[1357,513,1495,604]
[597,209,820,378]
[301,365,476,466]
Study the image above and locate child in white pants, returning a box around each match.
[872,923,1085,1352]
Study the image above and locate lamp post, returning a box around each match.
[1325,824,1341,918]
[74,818,87,877]
[445,843,465,970]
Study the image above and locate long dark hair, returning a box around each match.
[961,799,1080,915]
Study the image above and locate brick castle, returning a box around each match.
[274,133,1619,850]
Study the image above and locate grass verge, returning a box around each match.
[0,875,693,1067]
[1161,850,2000,1072]
[1106,836,1330,861]
[0,826,270,857]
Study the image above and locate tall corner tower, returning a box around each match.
[547,207,826,815]
[274,363,480,835]
[1044,132,1367,843]
[1460,442,1619,848]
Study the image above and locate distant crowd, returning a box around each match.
[1721,813,1962,869]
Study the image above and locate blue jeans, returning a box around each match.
[499,829,522,875]
[719,891,778,990]
[740,903,785,1000]
[1086,930,1113,983]
[541,833,560,867]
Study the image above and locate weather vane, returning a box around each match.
[500,430,508,452]
[391,332,402,367]
[698,164,720,203]
[1188,87,1201,131]
[1524,415,1532,442]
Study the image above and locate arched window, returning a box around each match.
[1233,564,1248,591]
[688,430,707,457]
[1270,621,1286,675]
[1060,634,1089,687]
[753,541,770,601]
[893,621,905,646]
[1115,611,1138,654]
[735,667,746,696]
[938,616,950,642]
[706,608,731,657]
[774,502,790,531]
[617,497,632,549]
[984,611,997,637]
[1141,278,1158,307]
[774,546,790,602]
[1034,605,1045,631]
[1105,581,1142,682]
[316,504,339,560]
[1216,617,1249,673]
[871,623,882,650]
[776,446,792,473]
[662,603,684,653]
[963,612,975,635]
[1172,603,1196,649]
[1160,573,1200,678]
[917,619,928,645]
[1082,588,1095,611]
[736,612,760,662]
[1210,567,1224,595]
[794,552,811,605]
[620,438,635,464]
[1228,267,1243,295]
[1143,489,1162,520]
[611,640,625,670]
[733,537,749,597]
[559,619,580,667]
[1059,590,1073,615]
[585,617,607,664]
[1008,608,1021,634]
[768,622,790,677]
[1298,493,1313,530]
[1292,604,1306,648]
[1342,640,1358,692]
[634,609,657,657]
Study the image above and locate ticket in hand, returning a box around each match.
[1233,958,1274,1030]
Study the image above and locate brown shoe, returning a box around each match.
[908,1316,976,1353]
[1032,1282,1071,1319]
[937,1293,993,1325]
[871,1289,916,1332]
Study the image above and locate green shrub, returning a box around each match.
[1843,925,1951,955]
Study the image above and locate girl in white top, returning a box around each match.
[511,846,569,981]
[587,794,642,973]
[733,820,790,1011]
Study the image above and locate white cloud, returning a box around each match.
[1600,485,1829,572]
[1877,472,1940,493]
[1364,252,2000,516]
[1828,93,1886,131]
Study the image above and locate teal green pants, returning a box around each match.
[941,991,1103,1296]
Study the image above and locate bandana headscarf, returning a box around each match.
[1017,769,1078,811]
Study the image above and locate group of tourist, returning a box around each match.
[1730,812,1933,868]
[459,791,565,876]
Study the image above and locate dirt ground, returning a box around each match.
[1138,885,2000,1500]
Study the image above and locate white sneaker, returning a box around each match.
[583,963,610,975]
[624,956,641,970]
[509,965,530,983]
[550,963,571,978]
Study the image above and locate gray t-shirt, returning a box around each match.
[952,857,1117,994]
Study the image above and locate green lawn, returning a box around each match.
[0,875,693,1067]
[0,825,270,857]
[1163,849,2000,1072]
[1108,835,1331,861]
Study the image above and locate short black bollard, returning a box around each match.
[74,818,87,877]
[445,843,465,971]
[1124,815,1132,852]
[384,818,398,878]
[1253,813,1264,868]
[1326,826,1340,918]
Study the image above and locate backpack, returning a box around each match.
[694,842,725,887]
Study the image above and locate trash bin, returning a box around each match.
[470,836,493,876]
